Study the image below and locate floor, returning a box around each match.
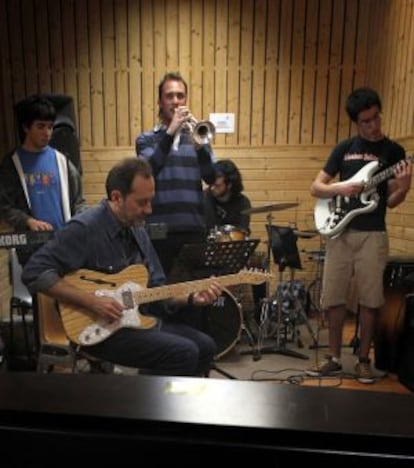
[1,307,412,396]
[208,311,412,395]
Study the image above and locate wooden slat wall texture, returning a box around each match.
[0,0,413,318]
[1,0,413,151]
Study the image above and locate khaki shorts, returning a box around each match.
[321,231,389,310]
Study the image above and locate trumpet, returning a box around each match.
[176,114,216,148]
[192,119,216,146]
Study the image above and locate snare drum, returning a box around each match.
[208,225,248,243]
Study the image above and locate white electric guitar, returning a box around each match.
[314,156,413,238]
[58,264,271,346]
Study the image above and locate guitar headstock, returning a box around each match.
[237,268,273,285]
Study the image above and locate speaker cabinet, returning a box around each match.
[397,293,414,392]
[15,94,82,174]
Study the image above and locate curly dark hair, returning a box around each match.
[214,159,244,196]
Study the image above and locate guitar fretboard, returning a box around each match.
[134,272,254,304]
[367,155,413,190]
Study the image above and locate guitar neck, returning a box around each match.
[367,155,413,190]
[134,273,249,305]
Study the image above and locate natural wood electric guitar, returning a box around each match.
[314,155,413,238]
[59,265,270,346]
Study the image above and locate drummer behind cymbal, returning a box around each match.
[203,159,251,235]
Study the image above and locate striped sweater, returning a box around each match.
[136,125,216,233]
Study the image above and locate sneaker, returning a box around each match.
[306,355,342,377]
[355,358,375,384]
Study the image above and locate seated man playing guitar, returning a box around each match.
[22,157,223,377]
[307,87,412,383]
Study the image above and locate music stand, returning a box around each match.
[257,225,309,360]
[170,239,260,281]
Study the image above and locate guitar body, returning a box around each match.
[59,265,270,346]
[314,161,380,237]
[60,265,158,346]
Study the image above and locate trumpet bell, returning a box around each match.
[193,120,216,145]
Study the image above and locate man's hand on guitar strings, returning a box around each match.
[90,293,125,322]
[192,279,223,306]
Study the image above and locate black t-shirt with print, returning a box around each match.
[323,136,406,231]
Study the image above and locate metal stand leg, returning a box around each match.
[209,362,238,379]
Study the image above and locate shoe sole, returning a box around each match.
[356,377,375,384]
[306,369,342,377]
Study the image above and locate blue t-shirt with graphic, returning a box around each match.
[18,146,65,230]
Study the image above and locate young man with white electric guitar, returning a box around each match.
[308,87,412,383]
[22,157,261,377]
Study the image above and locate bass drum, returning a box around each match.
[184,288,242,360]
[205,288,242,359]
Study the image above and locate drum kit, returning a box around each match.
[204,201,321,364]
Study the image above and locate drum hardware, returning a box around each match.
[258,223,312,359]
[241,202,299,216]
[241,216,316,361]
[302,247,325,321]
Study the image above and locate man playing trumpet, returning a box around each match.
[136,72,216,277]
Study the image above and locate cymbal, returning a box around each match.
[241,202,299,215]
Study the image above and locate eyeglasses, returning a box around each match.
[357,112,381,127]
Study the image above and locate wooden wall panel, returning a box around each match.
[325,0,344,145]
[289,0,306,144]
[0,0,14,150]
[301,0,318,144]
[202,0,215,128]
[226,0,241,146]
[275,0,293,145]
[263,0,278,145]
[2,0,413,154]
[61,0,78,122]
[89,0,105,147]
[128,0,143,145]
[22,0,38,95]
[366,0,414,139]
[251,0,266,146]
[313,0,331,144]
[337,0,357,141]
[48,0,65,92]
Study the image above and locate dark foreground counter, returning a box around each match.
[0,373,413,465]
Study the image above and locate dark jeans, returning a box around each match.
[82,319,217,377]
